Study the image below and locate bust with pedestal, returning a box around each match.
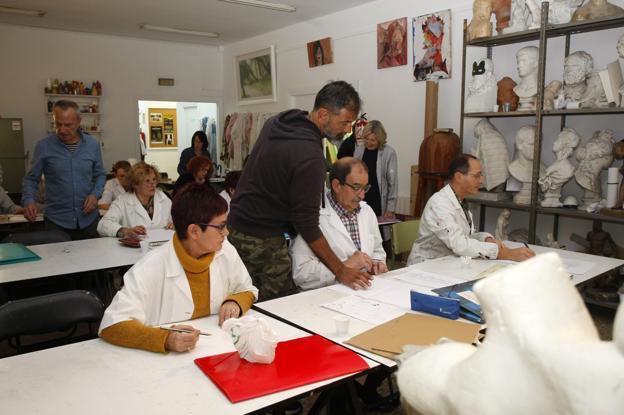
[508,125,545,204]
[513,46,539,111]
[538,127,580,207]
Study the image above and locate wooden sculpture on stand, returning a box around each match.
[414,80,460,217]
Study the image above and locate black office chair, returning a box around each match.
[0,290,104,355]
[2,229,71,245]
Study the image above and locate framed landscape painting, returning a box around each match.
[236,45,277,105]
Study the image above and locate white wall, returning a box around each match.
[222,0,473,206]
[0,23,224,172]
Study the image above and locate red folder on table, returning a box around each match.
[194,334,369,402]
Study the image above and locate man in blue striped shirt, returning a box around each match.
[22,100,106,240]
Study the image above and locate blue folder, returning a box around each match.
[433,279,485,324]
[0,243,41,265]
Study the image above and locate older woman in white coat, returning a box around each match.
[354,120,398,218]
[99,183,257,353]
[97,162,172,238]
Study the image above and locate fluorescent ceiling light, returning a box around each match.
[0,5,46,17]
[139,24,219,38]
[218,0,296,13]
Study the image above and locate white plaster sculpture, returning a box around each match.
[473,118,510,190]
[574,129,615,209]
[617,34,624,104]
[508,125,545,204]
[466,59,497,113]
[468,0,493,41]
[528,0,584,25]
[513,46,539,111]
[563,51,609,109]
[397,252,624,415]
[495,208,511,240]
[543,80,562,110]
[504,0,530,33]
[572,0,624,21]
[538,127,581,207]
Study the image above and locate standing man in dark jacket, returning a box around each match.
[228,81,372,301]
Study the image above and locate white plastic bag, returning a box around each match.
[221,315,279,364]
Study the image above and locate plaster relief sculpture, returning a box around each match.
[513,46,539,110]
[538,127,581,207]
[468,0,493,41]
[504,0,529,33]
[491,0,511,33]
[466,59,498,113]
[497,76,519,111]
[563,51,609,108]
[572,0,624,21]
[508,125,545,204]
[495,208,511,240]
[473,119,511,190]
[574,129,615,209]
[397,252,624,415]
[543,80,562,110]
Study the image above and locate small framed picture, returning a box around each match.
[235,45,277,105]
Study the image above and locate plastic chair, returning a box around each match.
[0,290,104,355]
[391,220,420,261]
[2,229,71,245]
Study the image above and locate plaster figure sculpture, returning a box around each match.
[504,0,529,33]
[397,252,624,415]
[526,0,584,25]
[572,0,624,21]
[468,0,494,41]
[538,127,581,207]
[563,51,609,108]
[495,208,511,240]
[513,46,539,110]
[491,0,511,33]
[497,76,519,111]
[508,125,545,204]
[473,119,510,190]
[617,34,624,102]
[613,139,624,207]
[575,129,615,209]
[466,59,498,113]
[543,80,562,110]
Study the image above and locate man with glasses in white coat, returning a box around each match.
[291,157,387,290]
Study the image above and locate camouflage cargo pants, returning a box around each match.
[228,227,298,301]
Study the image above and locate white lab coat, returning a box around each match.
[97,190,172,237]
[290,193,386,290]
[99,178,126,205]
[99,238,257,332]
[407,184,498,265]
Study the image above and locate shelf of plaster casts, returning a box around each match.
[543,107,624,116]
[463,111,537,118]
[468,16,624,48]
[45,93,101,99]
[536,206,624,225]
[465,198,531,211]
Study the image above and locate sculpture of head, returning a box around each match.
[515,125,536,160]
[618,34,624,59]
[516,46,539,78]
[474,118,497,138]
[470,58,495,92]
[564,51,593,84]
[554,128,581,158]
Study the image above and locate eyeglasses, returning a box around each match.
[342,182,371,193]
[466,172,484,179]
[198,222,228,233]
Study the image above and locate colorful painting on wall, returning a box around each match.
[413,9,452,81]
[377,17,408,69]
[307,37,334,67]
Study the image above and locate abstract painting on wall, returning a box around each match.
[413,10,451,81]
[377,17,408,69]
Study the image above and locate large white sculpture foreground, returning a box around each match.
[397,252,624,415]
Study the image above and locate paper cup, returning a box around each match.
[334,315,350,336]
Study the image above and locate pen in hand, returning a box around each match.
[160,326,211,336]
[523,242,529,248]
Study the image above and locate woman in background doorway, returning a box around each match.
[173,156,213,197]
[177,131,210,176]
[354,120,398,218]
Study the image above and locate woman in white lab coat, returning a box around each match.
[97,162,172,238]
[99,183,257,353]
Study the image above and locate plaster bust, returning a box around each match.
[572,0,624,21]
[466,58,497,112]
[538,127,581,207]
[617,34,624,100]
[497,76,519,111]
[473,119,510,190]
[542,0,584,24]
[508,125,545,204]
[543,80,562,110]
[468,0,493,41]
[491,0,511,33]
[504,0,529,33]
[513,46,539,110]
[575,129,615,209]
[563,51,608,108]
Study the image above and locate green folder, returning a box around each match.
[0,243,41,265]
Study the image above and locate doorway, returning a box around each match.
[138,100,218,180]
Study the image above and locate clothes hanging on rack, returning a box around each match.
[221,112,277,170]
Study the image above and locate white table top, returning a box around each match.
[0,311,376,415]
[0,237,145,284]
[0,213,43,225]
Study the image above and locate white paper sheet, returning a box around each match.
[393,269,467,290]
[321,295,405,325]
[560,258,594,275]
[145,228,175,244]
[328,276,409,298]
